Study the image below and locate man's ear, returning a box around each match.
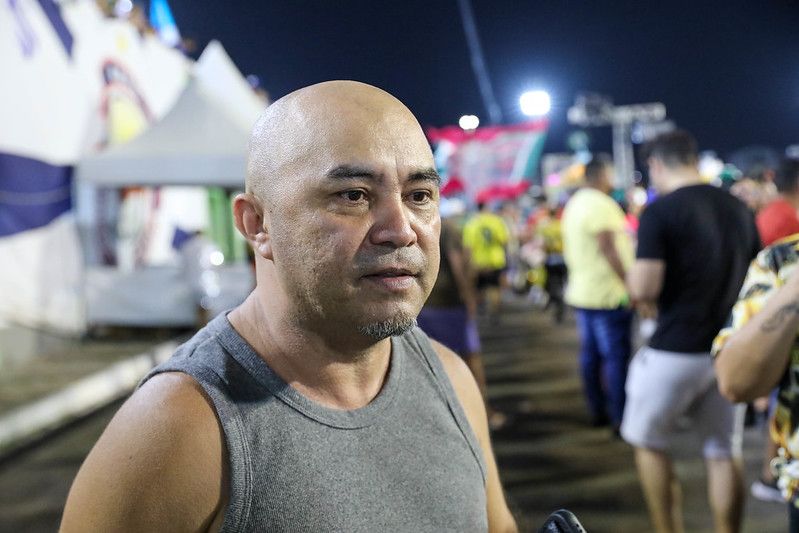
[233,193,273,260]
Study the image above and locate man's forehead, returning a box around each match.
[324,163,441,185]
[303,118,434,174]
[247,81,433,194]
[322,140,434,172]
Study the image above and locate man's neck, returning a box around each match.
[659,168,703,194]
[585,182,611,196]
[228,292,392,410]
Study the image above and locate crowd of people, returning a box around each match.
[58,80,799,532]
[531,132,797,533]
[416,130,799,533]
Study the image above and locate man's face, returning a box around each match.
[266,110,441,341]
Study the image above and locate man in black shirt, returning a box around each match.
[623,130,760,533]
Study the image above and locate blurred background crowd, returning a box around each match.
[2,1,799,531]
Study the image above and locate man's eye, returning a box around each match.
[409,191,432,203]
[341,190,366,202]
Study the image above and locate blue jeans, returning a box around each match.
[574,307,633,427]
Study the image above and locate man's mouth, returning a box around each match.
[361,268,420,291]
[365,268,417,278]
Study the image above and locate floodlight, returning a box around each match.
[458,114,480,130]
[520,90,551,117]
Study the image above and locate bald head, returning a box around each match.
[246,81,431,206]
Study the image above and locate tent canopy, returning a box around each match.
[77,41,266,188]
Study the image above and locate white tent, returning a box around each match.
[77,41,266,188]
[75,41,263,328]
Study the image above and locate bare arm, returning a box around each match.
[447,245,479,318]
[432,340,517,533]
[627,258,665,306]
[596,230,627,283]
[60,373,227,532]
[716,273,799,402]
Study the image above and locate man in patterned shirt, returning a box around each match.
[715,233,799,530]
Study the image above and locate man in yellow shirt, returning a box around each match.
[561,155,634,432]
[463,202,510,320]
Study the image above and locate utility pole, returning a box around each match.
[567,94,666,189]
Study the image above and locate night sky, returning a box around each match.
[168,0,799,158]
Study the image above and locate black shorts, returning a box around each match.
[476,269,503,289]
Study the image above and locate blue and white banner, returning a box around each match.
[0,153,72,237]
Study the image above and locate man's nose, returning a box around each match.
[369,196,417,248]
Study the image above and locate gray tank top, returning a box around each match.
[141,313,487,532]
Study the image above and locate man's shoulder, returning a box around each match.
[647,184,746,218]
[563,188,611,218]
[478,212,505,226]
[587,188,621,212]
[61,372,227,531]
[568,187,604,204]
[758,198,795,221]
[639,193,675,223]
[657,183,714,201]
[463,214,482,232]
[143,314,237,386]
[401,329,478,402]
[95,371,224,472]
[422,337,487,434]
[649,184,703,208]
[679,183,748,211]
[130,371,224,430]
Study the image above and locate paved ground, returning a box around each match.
[483,299,787,532]
[0,326,183,415]
[0,298,790,532]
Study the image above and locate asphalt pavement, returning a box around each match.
[0,297,789,532]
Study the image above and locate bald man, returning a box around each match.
[60,81,517,532]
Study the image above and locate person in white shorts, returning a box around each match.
[622,347,735,458]
[624,130,760,533]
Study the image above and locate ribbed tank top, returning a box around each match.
[141,313,488,532]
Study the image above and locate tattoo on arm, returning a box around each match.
[761,302,799,332]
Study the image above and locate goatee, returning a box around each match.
[358,317,418,340]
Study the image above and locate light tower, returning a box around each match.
[567,93,667,188]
